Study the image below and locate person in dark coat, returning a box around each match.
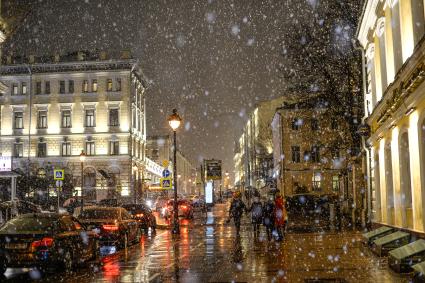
[263,196,275,240]
[248,196,263,236]
[228,191,246,236]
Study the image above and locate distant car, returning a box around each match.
[155,197,169,212]
[162,199,194,219]
[0,213,98,274]
[78,206,140,249]
[121,204,156,232]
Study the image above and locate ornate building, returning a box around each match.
[0,51,148,203]
[357,0,425,231]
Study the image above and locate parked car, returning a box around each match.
[0,213,98,274]
[0,200,42,226]
[155,196,169,212]
[162,199,194,219]
[78,206,140,249]
[122,204,156,232]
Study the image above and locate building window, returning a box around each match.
[311,145,320,163]
[12,84,18,95]
[86,141,95,155]
[291,118,301,130]
[311,118,319,131]
[110,141,119,155]
[332,175,340,192]
[61,142,72,156]
[14,143,23,158]
[291,146,300,163]
[82,80,88,92]
[109,109,119,126]
[37,143,47,157]
[107,79,113,91]
[59,80,65,94]
[36,81,42,95]
[116,78,121,91]
[22,83,27,95]
[61,110,72,128]
[92,80,98,92]
[85,109,95,127]
[14,112,23,129]
[312,172,322,191]
[331,118,338,130]
[68,80,74,93]
[45,81,50,94]
[37,110,48,129]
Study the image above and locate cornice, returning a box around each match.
[357,0,380,47]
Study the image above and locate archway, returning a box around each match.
[399,131,413,228]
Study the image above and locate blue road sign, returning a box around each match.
[162,169,171,178]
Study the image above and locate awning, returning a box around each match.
[373,231,410,246]
[389,239,425,260]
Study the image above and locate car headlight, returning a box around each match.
[146,200,153,208]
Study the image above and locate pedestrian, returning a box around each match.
[274,193,287,241]
[248,196,263,237]
[263,195,275,241]
[228,191,246,236]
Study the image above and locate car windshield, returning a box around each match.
[0,216,57,233]
[79,209,119,219]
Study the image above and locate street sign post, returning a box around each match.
[0,156,12,172]
[204,159,222,180]
[160,177,172,190]
[54,169,64,181]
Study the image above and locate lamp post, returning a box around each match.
[80,150,86,211]
[168,109,182,234]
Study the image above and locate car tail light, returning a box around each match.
[181,205,187,210]
[102,224,119,231]
[31,237,54,249]
[136,213,144,218]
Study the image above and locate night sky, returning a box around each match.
[3,0,351,176]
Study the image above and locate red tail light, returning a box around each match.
[31,237,54,249]
[181,205,187,210]
[102,224,119,231]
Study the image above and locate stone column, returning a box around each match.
[374,18,387,102]
[390,127,403,227]
[378,139,388,223]
[385,5,396,84]
[371,147,381,222]
[399,0,424,61]
[366,43,377,109]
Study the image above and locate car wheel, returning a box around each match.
[61,250,73,272]
[0,257,7,275]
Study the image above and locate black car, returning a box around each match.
[78,206,140,249]
[0,213,98,274]
[122,204,157,232]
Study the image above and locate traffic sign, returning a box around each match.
[0,156,12,172]
[160,177,172,190]
[162,169,171,178]
[162,160,169,168]
[54,169,64,181]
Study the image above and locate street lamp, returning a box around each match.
[80,150,86,211]
[168,109,182,234]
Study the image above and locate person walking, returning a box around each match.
[274,193,287,241]
[248,196,263,237]
[228,191,246,236]
[263,195,275,241]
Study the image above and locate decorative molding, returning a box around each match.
[366,43,375,60]
[375,17,386,37]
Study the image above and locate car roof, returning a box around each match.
[19,212,67,219]
[83,206,121,211]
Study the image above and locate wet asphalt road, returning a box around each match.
[2,203,412,283]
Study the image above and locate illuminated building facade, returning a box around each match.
[358,0,425,231]
[0,52,148,202]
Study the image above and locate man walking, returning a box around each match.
[228,191,246,236]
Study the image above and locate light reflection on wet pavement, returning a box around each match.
[3,203,411,282]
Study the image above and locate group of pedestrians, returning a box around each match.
[227,191,288,241]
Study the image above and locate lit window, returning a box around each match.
[14,112,23,129]
[37,110,48,129]
[291,146,300,163]
[12,84,18,95]
[332,175,340,192]
[85,109,95,127]
[86,141,95,155]
[109,109,119,126]
[45,81,50,94]
[22,83,27,95]
[110,141,119,155]
[61,142,72,156]
[61,110,72,128]
[312,172,322,191]
[14,143,23,158]
[37,143,47,157]
[107,79,113,91]
[82,80,88,92]
[59,80,65,94]
[68,80,74,93]
[116,78,121,91]
[92,80,98,92]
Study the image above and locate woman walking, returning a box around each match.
[274,193,287,241]
[263,196,275,241]
[248,196,263,237]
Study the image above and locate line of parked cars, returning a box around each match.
[0,200,157,276]
[153,195,204,220]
